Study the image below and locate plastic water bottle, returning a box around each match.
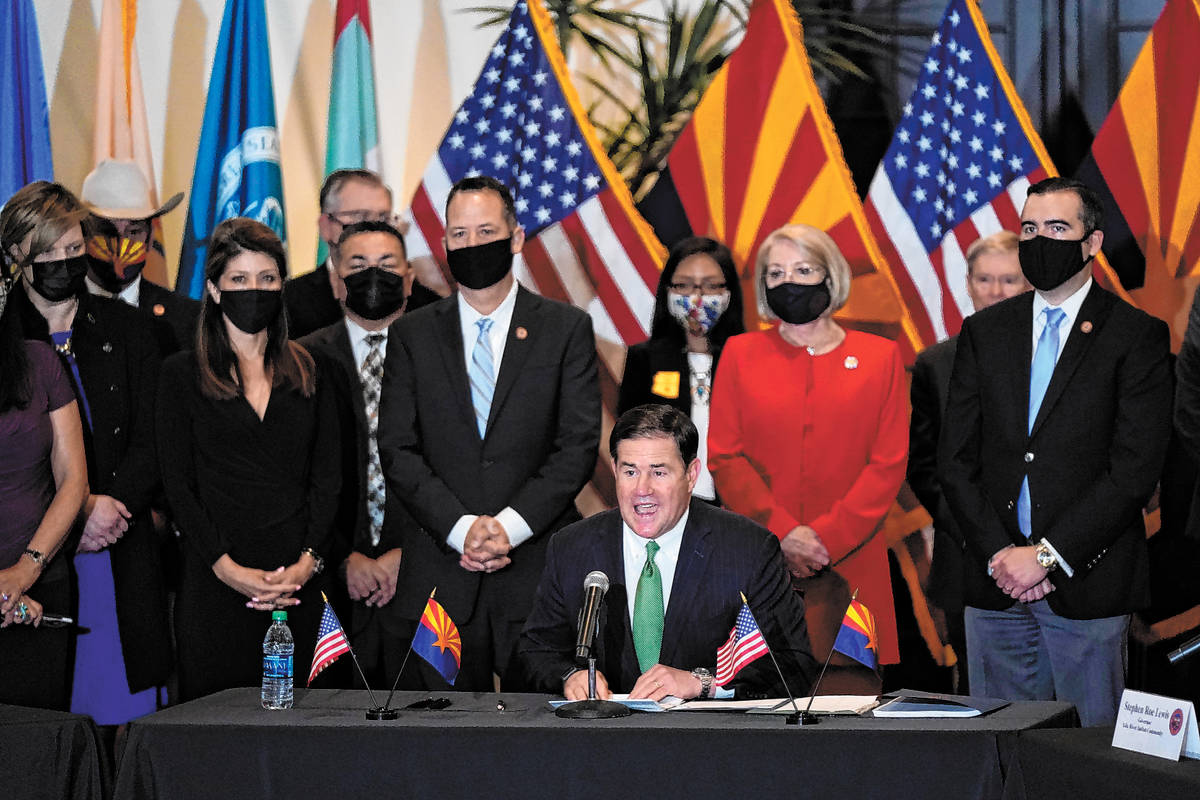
[261,610,294,709]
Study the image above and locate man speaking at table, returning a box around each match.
[519,404,817,701]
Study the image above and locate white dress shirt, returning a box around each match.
[446,279,534,553]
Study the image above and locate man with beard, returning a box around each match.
[939,177,1172,726]
[377,176,599,691]
[79,159,198,356]
[299,221,417,688]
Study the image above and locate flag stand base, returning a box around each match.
[366,706,399,720]
[555,699,632,719]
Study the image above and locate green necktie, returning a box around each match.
[632,540,664,672]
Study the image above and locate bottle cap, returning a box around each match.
[272,610,287,621]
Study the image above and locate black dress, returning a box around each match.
[157,351,340,701]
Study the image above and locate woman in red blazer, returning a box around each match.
[708,224,907,666]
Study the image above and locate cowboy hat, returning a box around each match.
[81,159,184,220]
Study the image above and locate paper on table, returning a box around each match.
[548,694,684,713]
[675,695,880,714]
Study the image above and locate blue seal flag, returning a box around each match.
[0,0,54,201]
[176,0,286,298]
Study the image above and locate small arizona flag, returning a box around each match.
[412,595,461,686]
[833,598,878,669]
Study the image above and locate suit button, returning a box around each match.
[1024,452,1034,463]
[113,426,121,435]
[102,342,112,353]
[1007,500,1014,510]
[110,383,118,392]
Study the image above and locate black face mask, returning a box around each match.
[766,281,831,325]
[343,267,408,321]
[29,255,89,302]
[446,237,513,290]
[219,289,282,334]
[1018,235,1093,292]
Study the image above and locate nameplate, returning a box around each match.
[1111,689,1200,761]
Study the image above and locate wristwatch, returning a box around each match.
[692,667,714,699]
[301,547,325,575]
[1034,540,1059,572]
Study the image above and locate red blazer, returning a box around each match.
[708,327,908,663]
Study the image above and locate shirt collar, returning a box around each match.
[622,506,689,560]
[1033,276,1092,328]
[457,277,519,329]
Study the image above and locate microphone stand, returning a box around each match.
[555,608,631,719]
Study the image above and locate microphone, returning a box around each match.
[1168,633,1200,665]
[574,571,610,660]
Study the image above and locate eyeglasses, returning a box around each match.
[325,210,399,227]
[669,280,728,295]
[766,263,825,282]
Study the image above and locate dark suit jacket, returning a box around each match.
[284,263,440,339]
[12,287,172,690]
[300,320,419,629]
[377,285,601,625]
[939,285,1172,619]
[616,338,713,416]
[518,501,817,698]
[138,278,200,356]
[908,336,964,606]
[1174,286,1200,542]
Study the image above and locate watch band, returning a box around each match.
[692,667,714,699]
[301,547,324,575]
[22,548,45,570]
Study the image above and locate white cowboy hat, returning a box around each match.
[81,159,184,220]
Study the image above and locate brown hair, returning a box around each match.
[196,217,314,400]
[965,230,1019,275]
[0,181,89,273]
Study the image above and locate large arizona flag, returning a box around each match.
[1076,0,1200,346]
[177,0,286,298]
[92,0,170,285]
[666,0,921,356]
[0,0,54,202]
[319,0,381,264]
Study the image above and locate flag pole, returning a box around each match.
[375,587,436,717]
[789,588,860,726]
[737,590,802,718]
[315,591,383,710]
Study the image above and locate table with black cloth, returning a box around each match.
[1011,726,1200,799]
[0,703,109,800]
[113,689,1075,800]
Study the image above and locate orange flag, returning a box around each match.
[666,0,921,358]
[92,0,168,285]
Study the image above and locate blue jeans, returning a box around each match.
[965,599,1128,726]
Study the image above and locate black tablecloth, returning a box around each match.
[113,689,1076,800]
[1012,726,1200,799]
[0,703,109,800]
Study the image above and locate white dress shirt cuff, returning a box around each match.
[448,515,476,554]
[1041,539,1074,577]
[495,507,533,549]
[713,685,735,700]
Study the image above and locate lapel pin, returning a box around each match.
[844,356,859,370]
[1080,321,1093,334]
[153,303,166,316]
[515,326,528,340]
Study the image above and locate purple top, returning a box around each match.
[0,340,75,569]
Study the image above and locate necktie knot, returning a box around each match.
[476,317,493,335]
[1043,307,1065,330]
[364,332,386,349]
[645,540,660,563]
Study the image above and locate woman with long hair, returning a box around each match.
[617,236,744,502]
[158,217,339,700]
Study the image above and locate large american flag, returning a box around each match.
[308,599,351,686]
[715,602,769,686]
[404,0,663,351]
[863,0,1049,347]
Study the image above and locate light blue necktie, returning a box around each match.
[468,318,495,437]
[1018,307,1066,537]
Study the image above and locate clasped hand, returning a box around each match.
[213,554,315,612]
[781,525,830,579]
[460,516,511,573]
[988,545,1055,602]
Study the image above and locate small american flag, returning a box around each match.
[308,599,350,686]
[715,602,769,686]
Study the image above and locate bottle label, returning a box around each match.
[263,654,293,680]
